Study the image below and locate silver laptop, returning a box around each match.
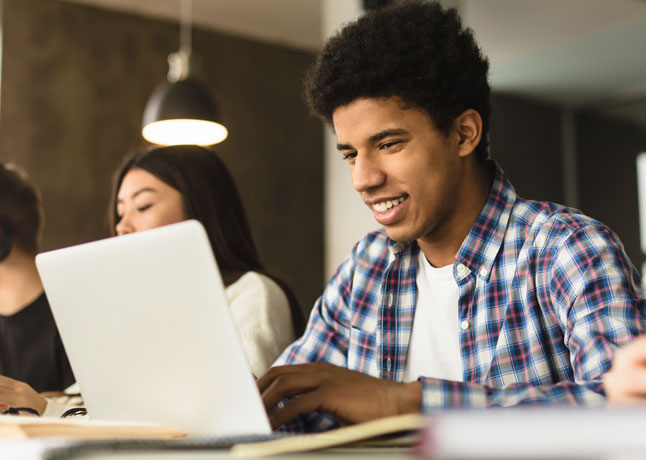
[35,220,272,437]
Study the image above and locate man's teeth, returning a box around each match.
[373,197,405,213]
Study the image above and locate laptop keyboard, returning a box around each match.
[42,433,294,460]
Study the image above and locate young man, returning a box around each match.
[257,1,645,432]
[0,162,75,413]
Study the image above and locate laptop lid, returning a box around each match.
[35,220,272,437]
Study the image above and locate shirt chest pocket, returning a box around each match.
[347,326,379,376]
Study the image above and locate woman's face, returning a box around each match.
[115,168,187,236]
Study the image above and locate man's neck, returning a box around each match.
[0,250,44,316]
[418,160,494,268]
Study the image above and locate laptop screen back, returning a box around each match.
[36,220,271,436]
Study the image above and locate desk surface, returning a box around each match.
[82,448,412,460]
[0,443,413,460]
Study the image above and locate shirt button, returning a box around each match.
[457,264,467,276]
[535,234,546,247]
[461,320,470,330]
[479,267,488,277]
[387,294,393,306]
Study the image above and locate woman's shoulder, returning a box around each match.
[226,271,288,306]
[228,270,279,290]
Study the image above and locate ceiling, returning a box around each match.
[62,0,646,125]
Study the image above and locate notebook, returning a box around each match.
[35,220,272,437]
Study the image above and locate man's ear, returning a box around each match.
[455,109,482,158]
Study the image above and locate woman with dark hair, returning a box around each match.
[110,145,304,376]
[0,145,304,417]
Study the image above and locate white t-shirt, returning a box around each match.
[402,251,463,382]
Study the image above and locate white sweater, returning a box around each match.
[226,271,295,377]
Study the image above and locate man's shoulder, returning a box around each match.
[511,197,616,244]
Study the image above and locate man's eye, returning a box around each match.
[381,141,400,150]
[137,204,152,212]
[342,152,357,161]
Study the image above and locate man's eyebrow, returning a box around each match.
[336,129,408,151]
[116,187,157,204]
[369,129,408,143]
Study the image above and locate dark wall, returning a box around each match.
[0,0,324,313]
[577,113,646,269]
[489,94,563,204]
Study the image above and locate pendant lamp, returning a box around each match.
[142,0,228,146]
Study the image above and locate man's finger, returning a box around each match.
[268,391,323,430]
[261,370,324,412]
[257,363,327,392]
[256,365,294,393]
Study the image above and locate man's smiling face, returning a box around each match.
[333,96,466,245]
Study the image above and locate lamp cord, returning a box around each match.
[180,0,192,57]
[168,0,192,82]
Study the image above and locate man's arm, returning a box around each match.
[258,364,602,429]
[417,223,645,410]
[258,363,421,429]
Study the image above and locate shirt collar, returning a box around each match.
[384,161,516,274]
[455,161,517,279]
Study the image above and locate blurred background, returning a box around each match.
[0,0,644,317]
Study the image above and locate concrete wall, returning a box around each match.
[0,0,324,313]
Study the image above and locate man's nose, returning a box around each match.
[351,154,385,193]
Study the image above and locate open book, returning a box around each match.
[230,413,426,458]
[0,415,186,440]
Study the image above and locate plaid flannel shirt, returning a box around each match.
[275,162,645,432]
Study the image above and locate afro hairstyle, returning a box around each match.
[304,0,491,159]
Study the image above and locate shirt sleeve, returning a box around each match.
[272,247,361,432]
[420,223,645,411]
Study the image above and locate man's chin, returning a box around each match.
[382,226,416,243]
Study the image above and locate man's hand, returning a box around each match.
[0,375,47,415]
[604,336,646,406]
[257,362,422,429]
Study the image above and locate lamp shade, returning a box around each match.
[142,78,228,146]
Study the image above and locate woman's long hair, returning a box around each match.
[108,145,305,336]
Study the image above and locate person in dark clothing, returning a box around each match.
[0,161,74,413]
